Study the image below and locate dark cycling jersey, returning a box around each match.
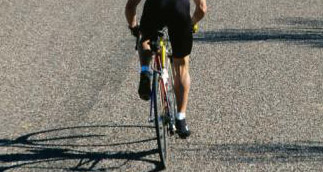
[140,0,192,58]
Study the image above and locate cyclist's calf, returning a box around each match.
[173,56,191,114]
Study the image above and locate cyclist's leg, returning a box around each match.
[139,0,158,66]
[172,56,191,114]
[138,40,152,67]
[167,0,192,113]
[172,55,191,138]
[166,0,192,138]
[138,0,163,100]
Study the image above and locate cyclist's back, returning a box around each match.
[140,0,192,58]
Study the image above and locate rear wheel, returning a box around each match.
[152,71,167,168]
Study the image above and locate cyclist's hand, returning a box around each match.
[129,25,140,38]
[192,24,199,33]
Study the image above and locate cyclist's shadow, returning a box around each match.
[0,124,164,172]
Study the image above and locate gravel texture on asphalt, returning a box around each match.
[1,0,323,171]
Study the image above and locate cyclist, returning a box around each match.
[125,0,207,139]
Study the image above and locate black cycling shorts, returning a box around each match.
[140,0,193,58]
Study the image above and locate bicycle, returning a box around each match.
[147,28,176,168]
[135,27,176,168]
[134,24,199,168]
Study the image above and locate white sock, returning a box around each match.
[141,66,150,72]
[176,112,186,120]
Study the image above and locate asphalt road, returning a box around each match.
[1,0,323,171]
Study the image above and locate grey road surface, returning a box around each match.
[1,0,323,171]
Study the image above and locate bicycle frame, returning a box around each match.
[149,30,173,125]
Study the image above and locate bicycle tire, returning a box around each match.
[152,71,168,168]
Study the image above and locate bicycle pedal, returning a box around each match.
[169,130,175,136]
[169,124,176,136]
[148,117,154,123]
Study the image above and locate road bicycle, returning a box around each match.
[134,25,199,168]
[149,28,176,168]
[135,27,176,168]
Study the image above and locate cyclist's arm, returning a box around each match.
[125,0,142,28]
[192,0,207,25]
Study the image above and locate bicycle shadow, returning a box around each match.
[0,124,164,172]
[177,141,323,164]
[194,17,323,48]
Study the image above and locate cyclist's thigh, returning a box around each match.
[167,0,192,58]
[140,0,164,42]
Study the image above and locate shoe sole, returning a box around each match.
[138,75,151,101]
[176,130,191,139]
